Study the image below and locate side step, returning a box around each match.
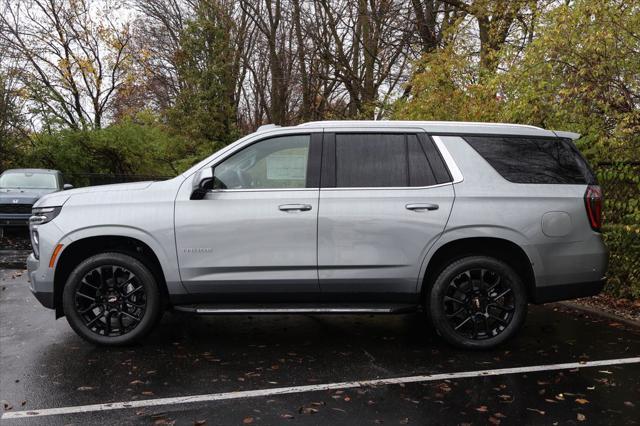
[173,303,418,315]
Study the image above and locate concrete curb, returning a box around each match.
[557,301,640,328]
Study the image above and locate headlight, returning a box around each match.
[29,206,62,226]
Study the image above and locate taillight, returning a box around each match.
[584,185,603,231]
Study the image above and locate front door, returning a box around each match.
[175,133,322,298]
[317,131,455,299]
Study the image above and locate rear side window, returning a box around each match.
[332,133,451,188]
[464,136,596,184]
[336,134,406,187]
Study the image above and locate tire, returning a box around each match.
[428,256,527,350]
[62,252,162,346]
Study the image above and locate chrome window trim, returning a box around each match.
[431,135,464,184]
[319,182,454,192]
[207,187,319,193]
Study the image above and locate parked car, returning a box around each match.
[0,169,72,238]
[26,121,607,349]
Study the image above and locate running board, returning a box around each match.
[173,303,418,315]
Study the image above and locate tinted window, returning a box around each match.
[214,135,310,189]
[464,136,593,184]
[408,134,437,186]
[335,134,407,187]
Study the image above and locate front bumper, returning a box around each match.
[533,277,606,304]
[26,251,55,309]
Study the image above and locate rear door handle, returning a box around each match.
[406,203,439,211]
[279,204,312,212]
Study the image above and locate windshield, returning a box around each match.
[0,172,58,189]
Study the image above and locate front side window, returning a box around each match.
[213,135,310,189]
[0,172,58,189]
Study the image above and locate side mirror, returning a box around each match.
[190,167,214,200]
[63,184,74,190]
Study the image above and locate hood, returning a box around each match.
[0,188,58,205]
[34,181,155,208]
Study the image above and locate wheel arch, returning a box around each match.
[419,236,537,303]
[53,235,171,318]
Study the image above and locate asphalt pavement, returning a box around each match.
[1,267,639,425]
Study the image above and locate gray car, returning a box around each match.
[26,121,608,349]
[0,169,72,238]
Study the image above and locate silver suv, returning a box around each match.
[26,121,608,349]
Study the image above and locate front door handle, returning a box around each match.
[279,204,312,212]
[406,203,439,211]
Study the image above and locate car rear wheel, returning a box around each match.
[428,256,527,349]
[62,252,161,346]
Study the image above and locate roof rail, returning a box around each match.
[256,124,280,132]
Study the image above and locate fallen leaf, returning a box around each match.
[299,406,319,415]
[488,416,501,425]
[130,380,144,385]
[526,408,545,415]
[624,401,635,407]
[76,386,94,391]
[575,398,589,405]
[280,413,294,419]
[194,420,206,425]
[242,417,254,424]
[577,413,586,422]
[476,405,488,413]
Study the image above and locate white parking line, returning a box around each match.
[2,356,639,420]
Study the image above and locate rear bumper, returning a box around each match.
[532,278,606,304]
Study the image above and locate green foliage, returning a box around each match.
[393,47,502,122]
[16,113,199,179]
[603,225,640,300]
[597,164,640,226]
[168,0,239,149]
[500,0,640,163]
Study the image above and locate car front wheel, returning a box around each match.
[428,256,528,350]
[62,252,161,346]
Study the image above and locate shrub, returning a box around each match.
[602,225,640,300]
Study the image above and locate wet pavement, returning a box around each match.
[1,268,639,425]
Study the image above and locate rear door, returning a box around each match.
[317,129,455,298]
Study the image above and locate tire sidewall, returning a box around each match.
[429,256,528,350]
[62,252,160,346]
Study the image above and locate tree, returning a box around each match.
[312,0,412,118]
[501,0,640,163]
[0,0,133,130]
[169,0,242,147]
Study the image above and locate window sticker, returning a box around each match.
[266,154,307,180]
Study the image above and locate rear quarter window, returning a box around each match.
[463,136,596,184]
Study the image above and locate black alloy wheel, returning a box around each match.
[443,268,515,340]
[63,252,161,346]
[429,256,527,349]
[74,265,147,337]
